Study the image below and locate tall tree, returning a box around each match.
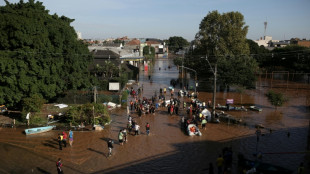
[143,46,155,61]
[167,36,189,53]
[246,39,270,67]
[0,0,93,107]
[190,11,258,88]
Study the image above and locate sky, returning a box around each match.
[1,0,310,41]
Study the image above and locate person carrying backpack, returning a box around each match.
[56,158,63,174]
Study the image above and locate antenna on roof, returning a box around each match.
[264,18,267,38]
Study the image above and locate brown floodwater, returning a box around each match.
[0,59,309,174]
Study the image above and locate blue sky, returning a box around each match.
[2,0,310,41]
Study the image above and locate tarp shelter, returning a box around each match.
[201,109,211,121]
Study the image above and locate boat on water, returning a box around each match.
[187,124,202,136]
[24,125,55,135]
[249,106,262,112]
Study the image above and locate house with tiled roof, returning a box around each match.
[124,39,141,56]
[127,39,141,46]
[145,38,168,58]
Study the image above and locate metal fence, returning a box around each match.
[56,90,121,104]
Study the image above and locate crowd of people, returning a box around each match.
[54,69,213,173]
[56,130,73,173]
[53,64,306,174]
[57,129,73,151]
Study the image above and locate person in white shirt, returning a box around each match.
[134,124,140,135]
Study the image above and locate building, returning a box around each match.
[291,38,310,48]
[145,38,168,58]
[269,40,290,48]
[124,39,141,55]
[76,31,82,40]
[254,36,274,47]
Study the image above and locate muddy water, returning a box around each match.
[0,59,309,174]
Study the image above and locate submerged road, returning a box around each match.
[0,58,309,174]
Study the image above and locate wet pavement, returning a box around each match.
[0,58,309,174]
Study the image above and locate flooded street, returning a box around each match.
[0,58,309,174]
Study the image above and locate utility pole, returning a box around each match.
[204,56,217,122]
[182,53,184,89]
[179,66,197,94]
[212,64,217,122]
[93,86,97,104]
[93,105,95,126]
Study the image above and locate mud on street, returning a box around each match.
[0,58,309,174]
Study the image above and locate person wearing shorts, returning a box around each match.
[146,123,150,135]
[69,129,73,147]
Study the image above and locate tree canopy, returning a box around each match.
[246,39,270,67]
[0,0,93,107]
[166,36,189,53]
[188,11,258,88]
[269,45,310,73]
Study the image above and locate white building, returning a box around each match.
[76,31,82,40]
[254,36,273,47]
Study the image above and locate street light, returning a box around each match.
[179,66,197,94]
[203,56,217,122]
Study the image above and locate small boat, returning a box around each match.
[25,125,55,135]
[249,106,262,112]
[187,124,202,136]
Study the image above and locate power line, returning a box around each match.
[0,46,309,58]
[0,49,91,57]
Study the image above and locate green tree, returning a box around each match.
[167,36,189,53]
[266,90,288,110]
[246,39,270,67]
[21,94,46,112]
[190,11,258,88]
[95,61,119,79]
[270,45,310,72]
[0,0,93,107]
[143,46,155,61]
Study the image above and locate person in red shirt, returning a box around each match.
[56,158,63,174]
[62,131,67,148]
[170,104,174,115]
[146,123,150,135]
[130,100,134,111]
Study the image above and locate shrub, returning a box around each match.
[29,114,46,125]
[266,90,288,110]
[65,103,110,126]
[22,94,46,112]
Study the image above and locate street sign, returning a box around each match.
[226,99,234,104]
